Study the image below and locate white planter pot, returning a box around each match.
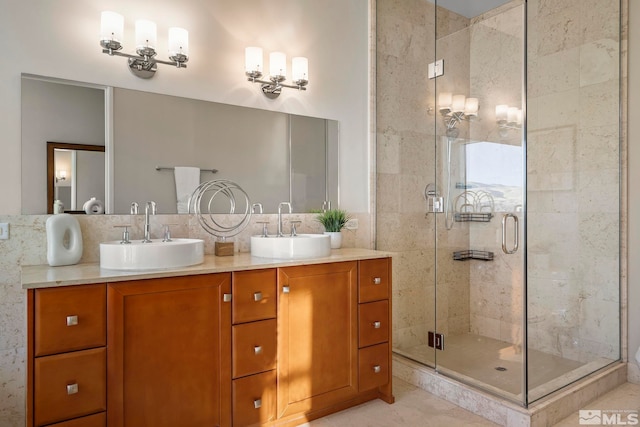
[324,231,342,249]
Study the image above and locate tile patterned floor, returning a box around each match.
[306,377,640,427]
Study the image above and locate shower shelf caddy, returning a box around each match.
[453,250,494,261]
[454,212,493,222]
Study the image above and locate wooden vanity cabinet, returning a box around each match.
[27,255,393,427]
[277,261,360,422]
[231,269,278,426]
[106,273,232,427]
[27,284,107,427]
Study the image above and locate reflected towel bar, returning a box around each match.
[155,166,218,173]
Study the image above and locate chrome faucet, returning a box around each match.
[143,201,157,243]
[277,202,292,237]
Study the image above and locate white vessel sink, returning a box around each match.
[251,234,331,259]
[100,238,204,270]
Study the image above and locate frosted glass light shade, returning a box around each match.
[507,107,519,124]
[495,104,508,122]
[464,97,479,116]
[168,27,189,57]
[452,94,466,113]
[135,20,157,49]
[100,11,124,42]
[245,47,263,74]
[269,52,287,78]
[516,109,523,125]
[438,92,452,110]
[292,57,309,82]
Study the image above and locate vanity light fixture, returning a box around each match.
[245,47,308,99]
[496,104,523,136]
[100,11,189,79]
[55,170,67,183]
[437,92,479,137]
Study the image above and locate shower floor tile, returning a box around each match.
[394,333,583,397]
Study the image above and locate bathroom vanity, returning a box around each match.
[22,249,393,427]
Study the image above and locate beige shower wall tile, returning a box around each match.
[0,347,25,427]
[534,4,581,56]
[580,0,620,44]
[577,169,619,214]
[376,173,401,214]
[579,79,620,129]
[377,132,401,174]
[393,249,434,291]
[577,125,620,172]
[535,89,580,130]
[580,39,620,87]
[528,47,579,98]
[393,285,433,330]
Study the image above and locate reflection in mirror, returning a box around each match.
[21,75,339,215]
[47,142,106,214]
[21,76,106,215]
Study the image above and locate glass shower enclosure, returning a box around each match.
[376,0,621,406]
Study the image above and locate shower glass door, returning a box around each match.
[433,0,527,404]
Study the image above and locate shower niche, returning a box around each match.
[376,0,621,410]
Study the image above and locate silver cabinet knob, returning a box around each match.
[254,345,263,355]
[66,315,78,326]
[283,286,290,293]
[253,292,263,302]
[373,277,382,285]
[373,365,381,374]
[253,398,262,409]
[373,321,381,329]
[223,293,232,302]
[67,383,79,395]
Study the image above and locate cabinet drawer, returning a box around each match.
[358,343,389,392]
[232,370,276,427]
[35,284,106,357]
[34,347,106,427]
[359,258,390,303]
[232,269,277,324]
[358,300,389,348]
[232,319,277,379]
[45,411,105,427]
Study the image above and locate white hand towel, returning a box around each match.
[174,167,200,213]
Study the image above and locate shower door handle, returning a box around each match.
[501,213,519,254]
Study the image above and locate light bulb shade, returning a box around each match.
[100,11,123,44]
[292,57,309,83]
[464,97,479,116]
[135,20,157,50]
[438,92,452,110]
[269,52,287,78]
[168,27,189,58]
[516,109,523,125]
[495,104,508,122]
[452,94,466,113]
[57,170,67,179]
[507,107,519,124]
[245,47,263,74]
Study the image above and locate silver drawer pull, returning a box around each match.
[254,345,263,355]
[66,315,78,326]
[253,292,263,302]
[373,365,381,374]
[373,321,381,329]
[283,286,290,294]
[67,383,79,395]
[373,277,382,285]
[223,293,232,302]
[253,398,262,409]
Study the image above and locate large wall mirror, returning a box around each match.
[21,75,339,215]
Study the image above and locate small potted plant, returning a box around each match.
[316,208,351,249]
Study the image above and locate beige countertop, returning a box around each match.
[21,248,391,289]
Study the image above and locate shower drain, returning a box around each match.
[495,366,508,372]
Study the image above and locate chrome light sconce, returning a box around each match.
[245,47,308,99]
[495,104,523,137]
[438,92,479,138]
[100,11,189,79]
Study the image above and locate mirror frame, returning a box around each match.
[47,141,106,214]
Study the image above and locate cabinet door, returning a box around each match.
[107,274,232,427]
[277,262,358,419]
